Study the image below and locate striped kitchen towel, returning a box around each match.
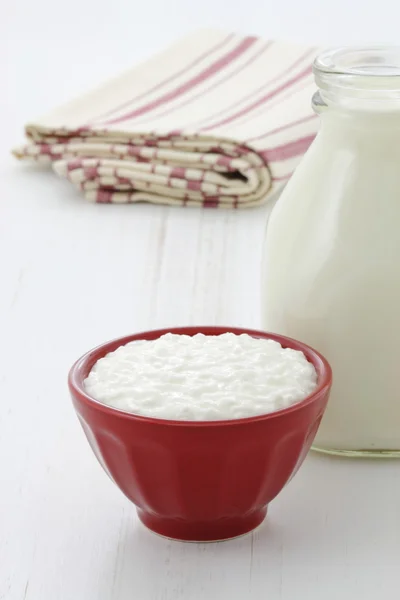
[13,30,319,208]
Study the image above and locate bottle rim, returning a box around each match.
[314,47,400,100]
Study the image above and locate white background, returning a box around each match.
[2,2,400,599]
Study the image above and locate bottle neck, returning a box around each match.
[313,90,400,131]
[313,47,400,125]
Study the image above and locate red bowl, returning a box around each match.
[69,326,332,542]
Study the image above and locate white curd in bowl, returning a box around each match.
[84,333,317,421]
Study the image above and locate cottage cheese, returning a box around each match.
[84,333,317,420]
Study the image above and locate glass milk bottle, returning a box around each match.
[262,47,400,457]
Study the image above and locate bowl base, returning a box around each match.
[137,507,268,542]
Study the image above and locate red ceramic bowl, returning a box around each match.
[69,326,332,542]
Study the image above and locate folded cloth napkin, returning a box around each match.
[13,30,319,208]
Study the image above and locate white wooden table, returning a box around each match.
[2,2,400,598]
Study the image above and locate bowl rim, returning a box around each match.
[68,326,332,427]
